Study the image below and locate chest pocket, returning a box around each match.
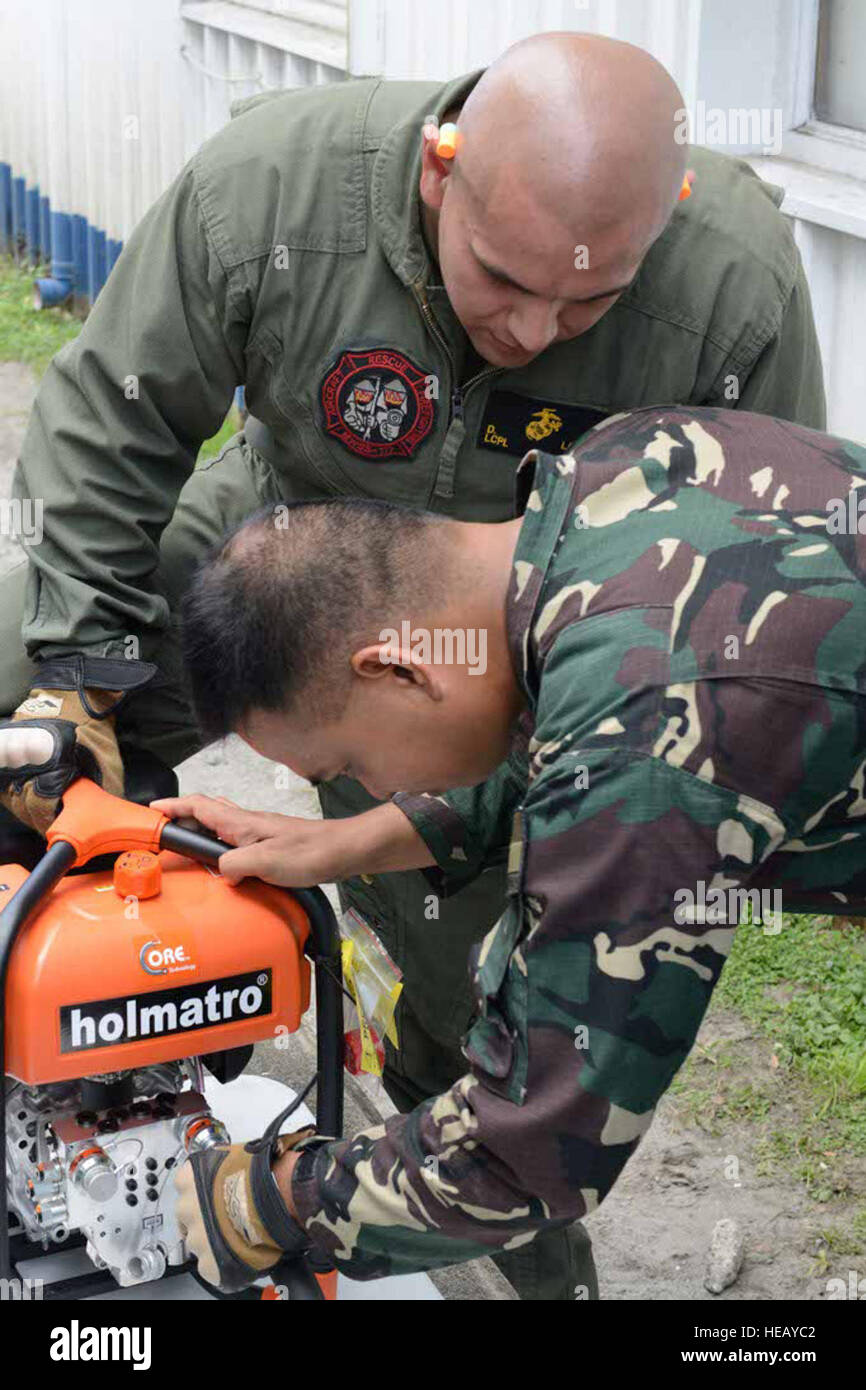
[462,812,529,1104]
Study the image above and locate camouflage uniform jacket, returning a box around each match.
[292,405,866,1278]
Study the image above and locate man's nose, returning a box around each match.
[507,298,560,355]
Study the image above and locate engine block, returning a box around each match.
[5,1062,228,1287]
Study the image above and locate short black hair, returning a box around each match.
[181,497,449,741]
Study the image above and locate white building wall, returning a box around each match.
[348,0,702,108]
[0,0,188,243]
[790,215,866,445]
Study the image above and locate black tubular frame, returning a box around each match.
[159,822,344,1143]
[0,821,345,1301]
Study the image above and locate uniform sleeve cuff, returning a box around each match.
[391,791,485,896]
[290,1139,338,1235]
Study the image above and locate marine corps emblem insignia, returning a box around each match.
[320,348,436,460]
[525,407,564,441]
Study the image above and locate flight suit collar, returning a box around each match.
[371,70,483,289]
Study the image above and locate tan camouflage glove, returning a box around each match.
[0,656,155,836]
[175,1126,324,1294]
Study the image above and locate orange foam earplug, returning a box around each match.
[436,122,459,159]
[679,168,695,201]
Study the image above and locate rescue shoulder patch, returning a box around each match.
[320,348,436,460]
[478,389,610,456]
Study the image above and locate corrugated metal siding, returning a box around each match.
[348,0,702,107]
[0,0,703,257]
[180,1,349,152]
[0,0,191,299]
[0,0,349,301]
[3,0,190,238]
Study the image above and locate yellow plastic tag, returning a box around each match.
[339,910,404,1073]
[342,941,378,1074]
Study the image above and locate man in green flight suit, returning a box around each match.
[0,30,824,1298]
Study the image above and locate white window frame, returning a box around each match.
[708,0,866,244]
[779,0,866,181]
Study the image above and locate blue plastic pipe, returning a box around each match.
[34,209,74,308]
[0,164,12,254]
[25,185,40,261]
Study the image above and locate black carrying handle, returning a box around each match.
[0,821,345,1293]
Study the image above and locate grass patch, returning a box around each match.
[813,1208,866,1258]
[0,256,80,375]
[671,912,866,1144]
[0,253,240,456]
[715,913,866,1150]
[197,407,243,462]
[670,911,866,1225]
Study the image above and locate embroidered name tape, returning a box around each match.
[478,390,610,457]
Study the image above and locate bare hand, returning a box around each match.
[151,794,353,887]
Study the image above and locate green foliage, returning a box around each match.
[670,912,865,1232]
[197,408,243,462]
[0,256,80,375]
[717,913,866,1139]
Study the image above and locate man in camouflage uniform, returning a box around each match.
[167,404,866,1286]
[0,33,825,1297]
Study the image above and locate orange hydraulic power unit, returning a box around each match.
[0,778,344,1302]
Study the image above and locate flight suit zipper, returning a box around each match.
[412,281,502,502]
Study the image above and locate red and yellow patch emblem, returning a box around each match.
[320,348,436,460]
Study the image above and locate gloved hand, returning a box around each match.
[174,1126,321,1293]
[0,655,156,835]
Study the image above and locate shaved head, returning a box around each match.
[419,33,687,367]
[459,32,686,240]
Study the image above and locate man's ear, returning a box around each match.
[351,644,443,699]
[419,122,453,213]
[352,642,399,681]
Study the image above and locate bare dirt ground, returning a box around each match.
[588,1006,860,1301]
[2,360,861,1301]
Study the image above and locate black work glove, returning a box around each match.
[0,655,156,835]
[174,1125,326,1294]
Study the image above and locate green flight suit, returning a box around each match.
[0,70,824,1299]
